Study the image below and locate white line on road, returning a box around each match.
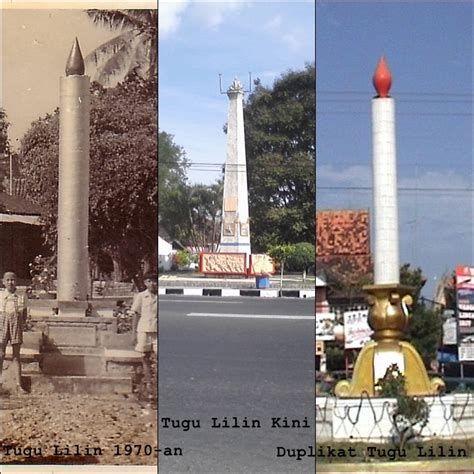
[187,313,314,320]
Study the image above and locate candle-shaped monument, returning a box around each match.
[57,38,90,315]
[335,58,444,397]
[219,78,251,257]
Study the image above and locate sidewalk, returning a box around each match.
[159,272,315,299]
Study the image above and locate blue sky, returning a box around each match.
[159,0,315,184]
[316,1,473,298]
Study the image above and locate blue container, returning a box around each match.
[256,276,270,289]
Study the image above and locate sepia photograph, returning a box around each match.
[0,4,157,470]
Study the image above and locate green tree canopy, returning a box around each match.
[244,63,315,251]
[160,180,223,251]
[18,73,157,284]
[400,264,443,366]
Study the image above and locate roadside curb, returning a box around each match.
[159,288,315,299]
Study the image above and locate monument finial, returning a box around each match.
[373,56,392,98]
[65,37,85,76]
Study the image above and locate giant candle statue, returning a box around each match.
[57,38,90,308]
[371,57,399,285]
[219,78,251,256]
[335,57,444,397]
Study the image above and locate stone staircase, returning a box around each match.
[3,314,145,395]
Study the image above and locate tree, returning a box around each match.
[85,9,157,87]
[267,243,296,292]
[158,131,188,208]
[400,264,443,367]
[0,109,11,194]
[287,242,315,280]
[18,73,157,285]
[160,181,223,251]
[244,64,315,251]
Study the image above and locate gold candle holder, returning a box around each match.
[335,284,445,397]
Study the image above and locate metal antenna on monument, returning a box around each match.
[219,72,253,94]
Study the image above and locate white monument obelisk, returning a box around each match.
[372,57,399,285]
[57,38,90,307]
[219,78,251,256]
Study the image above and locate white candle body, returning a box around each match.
[57,75,90,301]
[372,97,399,285]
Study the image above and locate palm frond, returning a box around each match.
[86,9,156,33]
[95,37,141,87]
[85,30,136,69]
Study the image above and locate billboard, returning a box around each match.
[456,266,474,361]
[343,309,373,349]
[316,312,336,341]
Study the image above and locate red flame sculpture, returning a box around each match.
[373,56,392,98]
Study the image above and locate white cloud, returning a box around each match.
[159,0,190,39]
[192,1,247,29]
[282,33,302,52]
[264,14,282,31]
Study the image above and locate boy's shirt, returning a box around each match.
[131,289,157,333]
[0,290,27,316]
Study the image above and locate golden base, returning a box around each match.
[335,339,445,397]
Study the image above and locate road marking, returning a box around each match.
[160,299,241,304]
[187,313,314,320]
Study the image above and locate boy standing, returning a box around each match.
[0,272,28,393]
[132,272,157,390]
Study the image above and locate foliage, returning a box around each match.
[375,363,406,398]
[375,363,430,450]
[0,109,11,194]
[18,73,157,286]
[244,64,315,251]
[286,242,315,273]
[113,302,134,333]
[325,346,345,371]
[0,108,10,155]
[29,255,56,293]
[158,131,188,206]
[172,250,191,268]
[85,9,157,87]
[268,243,296,290]
[160,180,223,250]
[400,264,443,366]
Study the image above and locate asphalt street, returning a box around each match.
[159,295,315,473]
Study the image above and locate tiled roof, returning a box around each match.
[0,192,42,216]
[317,209,370,256]
[316,209,372,286]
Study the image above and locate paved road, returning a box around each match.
[159,296,315,473]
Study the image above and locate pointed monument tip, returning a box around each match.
[65,37,85,76]
[373,56,392,98]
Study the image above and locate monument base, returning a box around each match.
[6,307,145,394]
[335,340,445,397]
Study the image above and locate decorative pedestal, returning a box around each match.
[335,284,445,397]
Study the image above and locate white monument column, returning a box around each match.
[219,78,251,256]
[57,38,90,302]
[371,57,399,285]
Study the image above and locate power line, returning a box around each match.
[318,90,473,97]
[317,185,473,193]
[317,111,472,116]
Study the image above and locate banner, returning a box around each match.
[343,309,373,349]
[456,266,474,360]
[316,312,336,341]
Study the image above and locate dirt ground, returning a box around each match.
[0,388,157,466]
